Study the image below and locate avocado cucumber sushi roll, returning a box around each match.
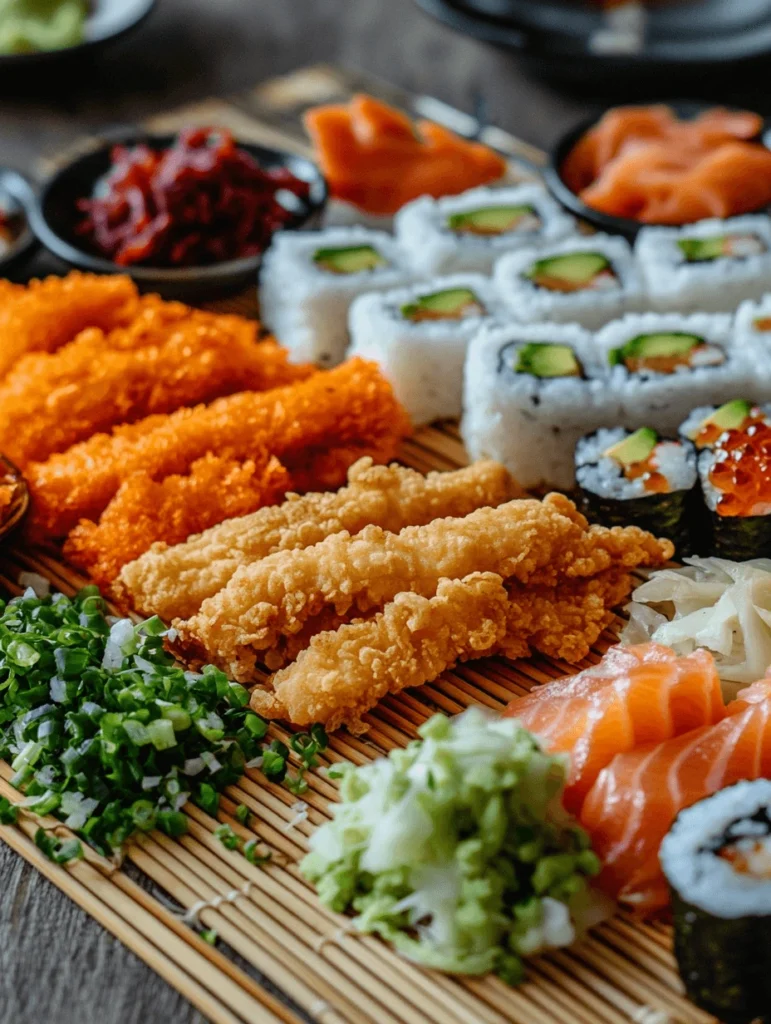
[259,226,411,367]
[575,426,696,553]
[698,421,771,560]
[461,321,618,490]
[493,233,643,330]
[347,274,505,426]
[394,184,575,276]
[636,215,771,313]
[596,312,750,434]
[661,780,771,1024]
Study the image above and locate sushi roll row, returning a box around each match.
[462,312,767,486]
[573,400,771,558]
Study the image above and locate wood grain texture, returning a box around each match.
[0,3,595,1021]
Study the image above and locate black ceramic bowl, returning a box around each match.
[30,133,328,300]
[544,102,771,240]
[0,170,38,274]
[0,0,156,68]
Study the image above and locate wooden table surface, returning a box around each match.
[0,1,760,1021]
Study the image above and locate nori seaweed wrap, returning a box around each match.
[661,780,771,1024]
[698,426,771,560]
[575,427,696,556]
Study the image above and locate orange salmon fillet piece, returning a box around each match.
[505,644,725,814]
[580,676,771,916]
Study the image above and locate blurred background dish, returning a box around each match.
[0,0,156,64]
[30,131,328,298]
[412,0,771,86]
[0,168,37,273]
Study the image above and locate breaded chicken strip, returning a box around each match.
[250,569,633,732]
[26,358,410,539]
[0,272,140,376]
[250,573,511,731]
[0,324,312,465]
[64,453,292,586]
[172,494,645,681]
[116,458,514,619]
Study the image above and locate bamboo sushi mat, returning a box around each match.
[1,65,717,1024]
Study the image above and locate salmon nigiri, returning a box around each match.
[580,676,771,916]
[504,643,725,813]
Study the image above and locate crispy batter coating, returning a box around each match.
[116,458,513,620]
[26,358,410,540]
[250,573,510,731]
[250,569,633,732]
[64,453,291,587]
[0,272,140,376]
[0,322,312,465]
[172,494,660,682]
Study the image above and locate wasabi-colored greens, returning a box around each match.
[302,708,604,984]
[0,580,326,861]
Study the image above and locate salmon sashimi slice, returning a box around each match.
[504,643,724,814]
[304,94,507,216]
[580,677,771,916]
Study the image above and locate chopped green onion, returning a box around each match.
[214,823,239,850]
[0,796,18,824]
[244,839,270,866]
[234,804,251,827]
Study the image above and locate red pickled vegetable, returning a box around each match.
[76,127,312,268]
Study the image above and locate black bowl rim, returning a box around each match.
[544,100,771,238]
[0,0,157,67]
[30,131,329,283]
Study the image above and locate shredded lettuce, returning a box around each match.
[302,708,605,984]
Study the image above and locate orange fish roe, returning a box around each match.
[710,423,771,517]
[695,408,766,449]
[622,455,669,494]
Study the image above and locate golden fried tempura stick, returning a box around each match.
[64,454,292,587]
[26,358,410,539]
[250,573,511,732]
[0,272,140,376]
[116,458,514,620]
[250,569,632,733]
[0,323,312,465]
[171,494,602,680]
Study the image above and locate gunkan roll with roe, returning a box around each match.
[661,780,771,1024]
[679,400,771,450]
[575,426,697,553]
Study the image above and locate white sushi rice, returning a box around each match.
[493,233,644,330]
[258,227,412,367]
[576,427,696,500]
[735,293,771,346]
[348,274,506,426]
[595,312,751,433]
[698,446,726,512]
[394,184,575,276]
[660,780,771,918]
[636,216,771,313]
[461,321,617,489]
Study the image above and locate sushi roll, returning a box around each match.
[698,422,771,559]
[347,274,505,425]
[492,233,644,331]
[734,297,771,391]
[679,399,771,451]
[575,426,696,553]
[595,312,750,433]
[636,215,771,313]
[461,321,618,490]
[394,184,575,277]
[661,780,771,1024]
[258,227,411,367]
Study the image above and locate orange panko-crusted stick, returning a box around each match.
[0,317,313,465]
[64,453,291,587]
[0,272,140,377]
[27,358,411,540]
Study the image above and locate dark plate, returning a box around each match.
[413,0,771,86]
[0,0,156,67]
[29,133,328,301]
[544,101,771,238]
[0,170,38,274]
